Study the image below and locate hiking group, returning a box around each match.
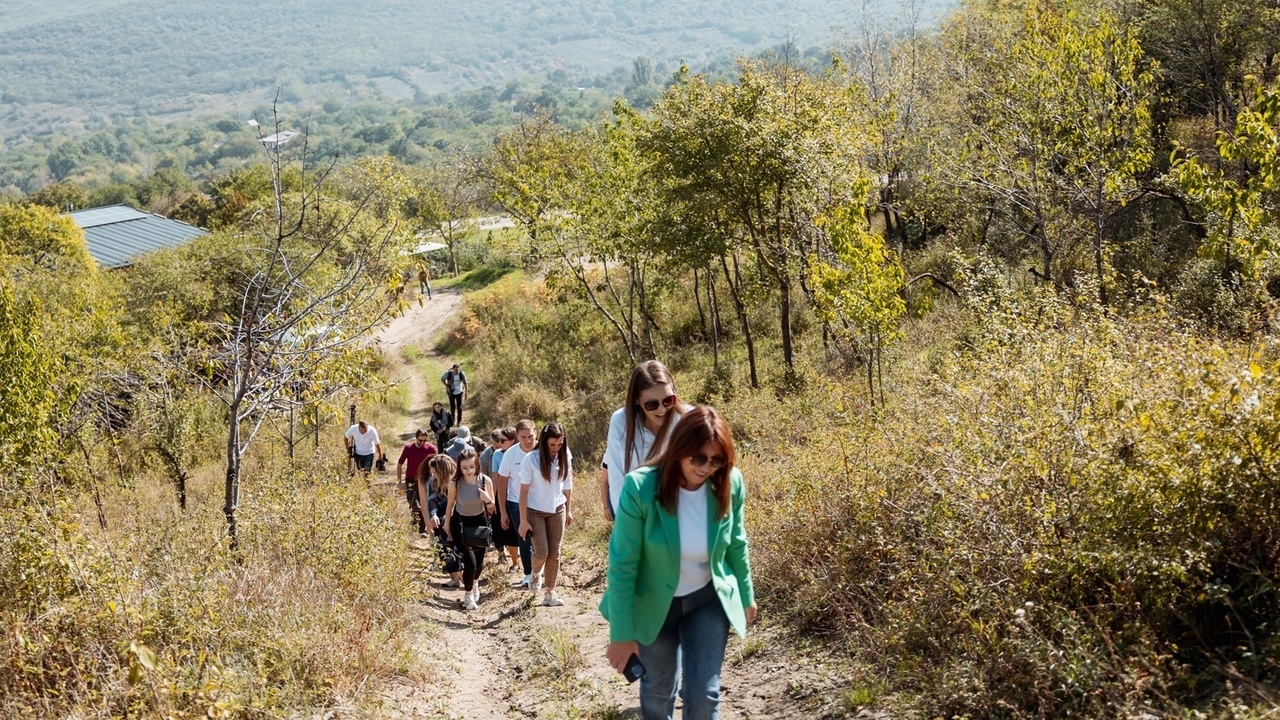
[355,359,757,720]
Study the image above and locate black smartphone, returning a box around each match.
[623,653,646,683]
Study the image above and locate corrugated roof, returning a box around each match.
[67,204,209,269]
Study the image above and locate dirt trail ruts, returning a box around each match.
[368,285,865,720]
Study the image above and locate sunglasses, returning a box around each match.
[640,394,678,412]
[687,453,726,469]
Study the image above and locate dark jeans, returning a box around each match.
[405,482,425,534]
[505,499,533,575]
[638,583,730,720]
[450,512,488,591]
[448,391,464,425]
[353,452,374,472]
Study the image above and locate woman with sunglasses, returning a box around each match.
[601,405,757,720]
[600,360,688,524]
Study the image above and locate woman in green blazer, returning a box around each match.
[601,405,757,720]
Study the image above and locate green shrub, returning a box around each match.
[749,289,1280,717]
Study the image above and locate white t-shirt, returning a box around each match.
[498,444,532,503]
[518,447,574,513]
[343,424,381,455]
[675,483,711,597]
[602,408,680,512]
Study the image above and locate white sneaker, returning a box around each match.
[519,573,532,588]
[471,586,481,604]
[463,594,477,611]
[530,577,542,594]
[541,590,564,607]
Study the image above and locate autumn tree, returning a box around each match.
[641,59,868,378]
[201,122,414,548]
[809,203,906,407]
[1173,83,1280,276]
[410,152,483,277]
[941,5,1155,301]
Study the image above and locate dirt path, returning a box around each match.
[368,286,862,720]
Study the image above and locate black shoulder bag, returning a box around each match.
[461,476,494,549]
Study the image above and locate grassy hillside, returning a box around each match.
[0,0,952,138]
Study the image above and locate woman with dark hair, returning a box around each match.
[443,446,496,610]
[601,360,687,523]
[600,405,756,720]
[517,422,574,607]
[429,401,453,450]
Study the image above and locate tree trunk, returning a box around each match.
[224,419,242,552]
[636,264,656,356]
[706,266,720,374]
[779,274,794,375]
[722,254,759,390]
[693,268,708,340]
[875,333,886,409]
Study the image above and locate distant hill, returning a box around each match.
[0,0,953,140]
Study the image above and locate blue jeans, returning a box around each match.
[505,500,533,575]
[637,583,730,720]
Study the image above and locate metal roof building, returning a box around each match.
[68,205,209,269]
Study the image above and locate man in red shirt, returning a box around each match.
[397,428,438,536]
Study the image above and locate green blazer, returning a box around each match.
[599,464,755,645]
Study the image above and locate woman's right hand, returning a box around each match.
[518,520,532,539]
[605,641,640,675]
[500,513,510,530]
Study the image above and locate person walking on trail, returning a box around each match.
[429,401,453,451]
[396,429,437,536]
[601,360,688,524]
[496,419,538,588]
[443,446,497,610]
[601,406,757,720]
[422,454,464,589]
[479,428,503,480]
[418,263,432,298]
[444,425,474,461]
[343,420,383,478]
[517,422,573,607]
[441,363,469,425]
[487,427,521,573]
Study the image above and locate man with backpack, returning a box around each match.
[441,363,469,425]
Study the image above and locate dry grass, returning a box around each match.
[1,444,427,719]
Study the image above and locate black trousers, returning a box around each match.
[450,512,488,591]
[405,482,425,534]
[448,391,464,425]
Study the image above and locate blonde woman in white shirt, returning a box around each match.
[600,360,687,523]
[517,422,574,607]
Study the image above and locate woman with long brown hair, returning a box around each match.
[600,360,688,523]
[516,422,574,607]
[421,453,464,589]
[443,446,496,610]
[600,405,756,720]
